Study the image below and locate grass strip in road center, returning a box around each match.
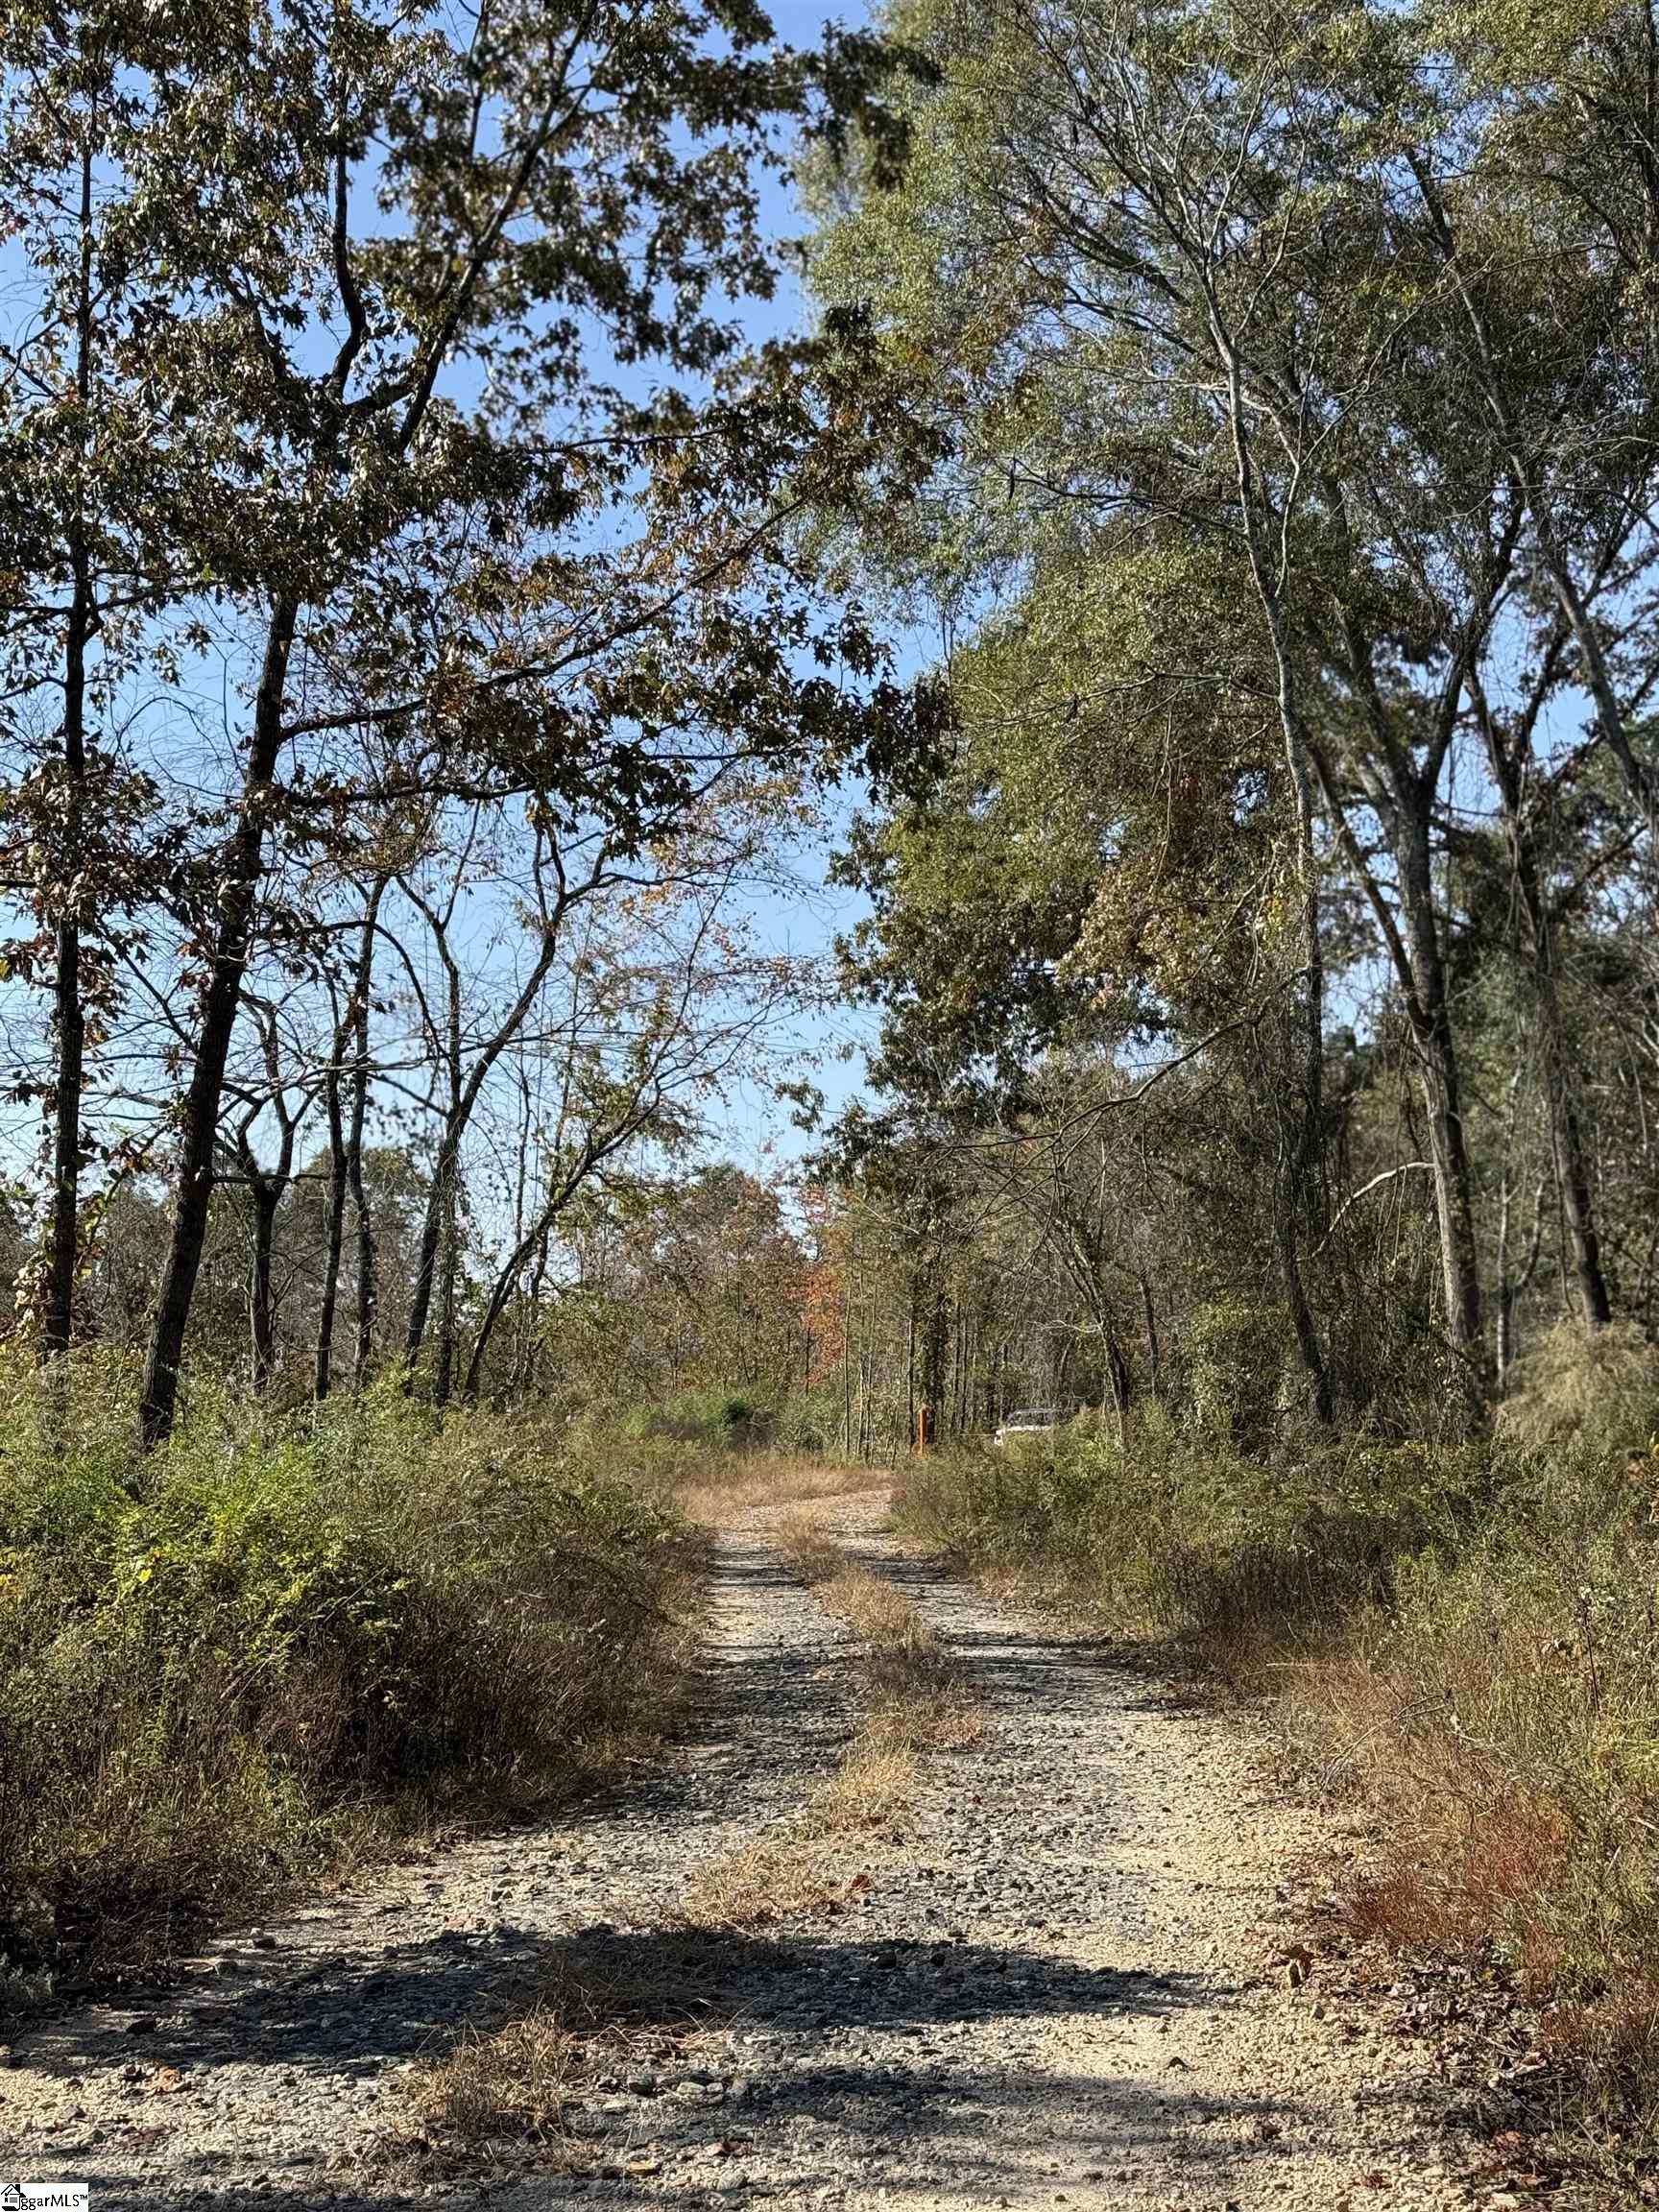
[674,1517,981,1932]
[388,1513,980,2173]
[383,1930,733,2176]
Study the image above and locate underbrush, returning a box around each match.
[898,1406,1492,1676]
[1316,1465,1659,2176]
[0,1355,698,1998]
[895,1331,1659,2178]
[614,1382,848,1459]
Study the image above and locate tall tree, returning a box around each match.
[0,7,188,1356]
[807,0,1659,1392]
[80,0,937,1444]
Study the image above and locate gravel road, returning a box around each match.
[1,1482,1473,2211]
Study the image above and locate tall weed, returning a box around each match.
[0,1358,697,1996]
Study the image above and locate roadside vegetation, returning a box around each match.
[896,1327,1659,2178]
[0,1355,697,2001]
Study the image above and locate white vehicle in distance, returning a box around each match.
[993,1407,1059,1447]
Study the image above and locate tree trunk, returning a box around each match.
[1521,926,1611,1336]
[1279,779,1335,1425]
[317,880,385,1399]
[1415,1006,1484,1358]
[315,1062,348,1401]
[911,1291,925,1451]
[1478,699,1613,1332]
[1397,814,1484,1363]
[1138,1268,1162,1400]
[1551,1092,1612,1328]
[841,1235,854,1457]
[432,1162,458,1409]
[349,987,377,1386]
[1213,298,1334,1424]
[251,1184,279,1391]
[404,1129,459,1372]
[43,142,97,1361]
[139,596,298,1449]
[1274,1185,1334,1425]
[1102,1324,1130,1446]
[45,581,90,1359]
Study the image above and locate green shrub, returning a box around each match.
[898,1411,1489,1663]
[774,1387,841,1455]
[1187,1300,1297,1451]
[622,1386,774,1450]
[0,1357,697,1991]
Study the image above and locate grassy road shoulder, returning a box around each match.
[0,1362,703,2002]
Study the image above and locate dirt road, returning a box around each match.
[2,1484,1470,2209]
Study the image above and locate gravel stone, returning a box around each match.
[2,1492,1473,2210]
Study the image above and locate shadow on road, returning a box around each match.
[25,1917,1286,2208]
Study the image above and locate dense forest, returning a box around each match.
[11,0,1659,1453]
[8,0,1659,2191]
[816,0,1659,1447]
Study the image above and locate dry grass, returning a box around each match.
[407,2012,589,2156]
[675,1516,980,1931]
[775,1509,849,1584]
[778,1515,982,1760]
[673,1453,887,1528]
[395,1934,732,2167]
[811,1736,918,1830]
[675,1833,863,1928]
[1286,1570,1659,1967]
[1191,1477,1659,2193]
